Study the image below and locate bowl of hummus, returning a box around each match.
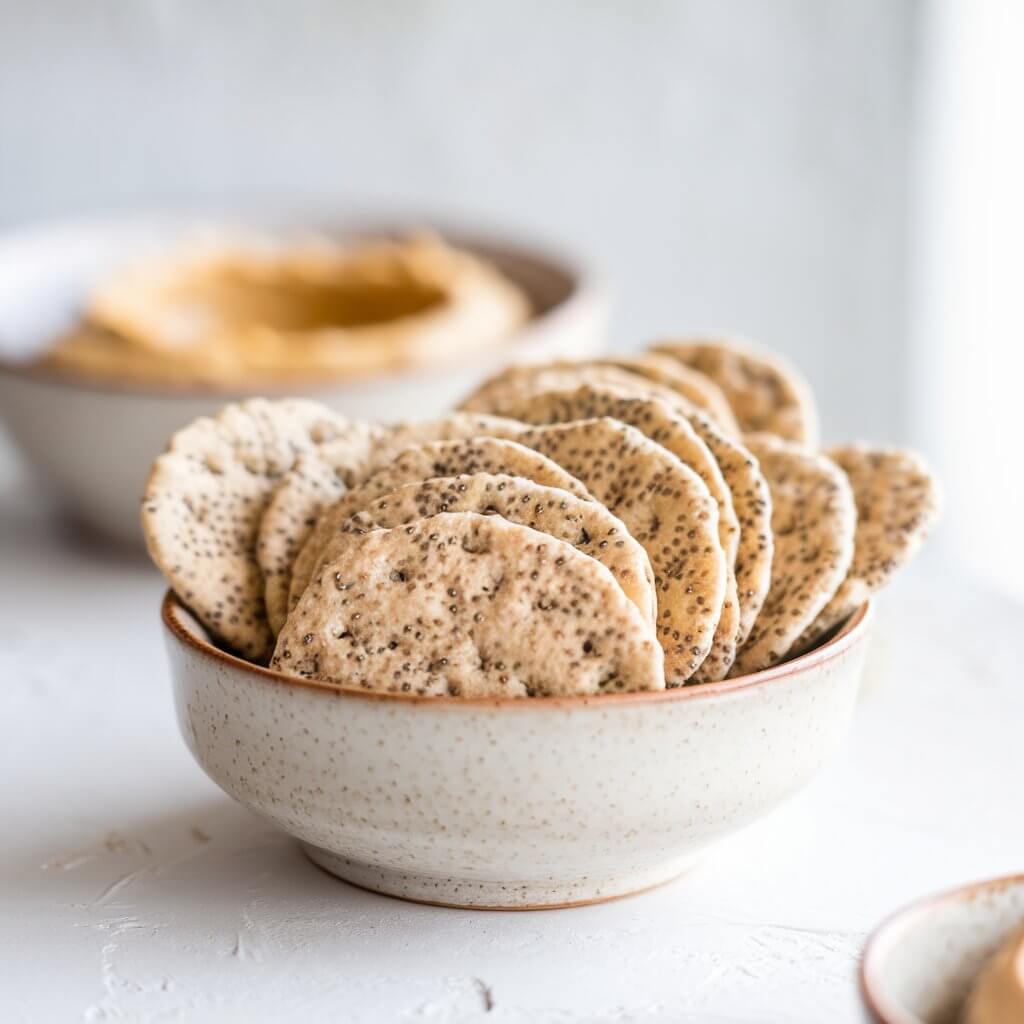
[0,214,607,544]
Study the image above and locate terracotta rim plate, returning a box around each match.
[861,873,1024,1024]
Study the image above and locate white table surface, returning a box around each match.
[2,443,1022,1024]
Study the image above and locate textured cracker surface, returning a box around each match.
[792,445,940,653]
[457,361,700,421]
[272,512,664,697]
[487,384,741,681]
[363,413,525,475]
[312,473,657,625]
[682,407,774,649]
[515,418,726,685]
[596,354,741,435]
[142,398,353,661]
[730,435,856,677]
[458,364,772,652]
[259,414,519,636]
[258,423,384,634]
[652,337,819,445]
[287,437,590,620]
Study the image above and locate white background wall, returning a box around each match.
[912,0,1024,599]
[0,0,918,443]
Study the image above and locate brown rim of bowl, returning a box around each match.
[162,589,872,709]
[860,872,1024,1024]
[0,231,604,400]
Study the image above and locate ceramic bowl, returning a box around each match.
[0,214,607,545]
[862,874,1024,1023]
[162,592,872,910]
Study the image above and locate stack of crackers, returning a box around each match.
[143,337,939,697]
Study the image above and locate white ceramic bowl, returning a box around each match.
[163,592,872,910]
[862,875,1024,1024]
[0,215,607,545]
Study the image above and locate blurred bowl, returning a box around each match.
[163,591,872,910]
[0,213,607,545]
[862,874,1024,1024]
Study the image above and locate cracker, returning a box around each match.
[287,437,590,619]
[258,413,519,635]
[313,473,656,625]
[682,407,774,649]
[486,384,741,681]
[271,512,664,697]
[595,354,741,434]
[364,412,526,475]
[141,398,356,661]
[791,445,940,653]
[458,361,696,419]
[651,336,819,445]
[474,375,773,654]
[514,418,726,685]
[729,435,856,676]
[257,422,385,635]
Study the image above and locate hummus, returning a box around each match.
[39,235,530,386]
[963,926,1024,1024]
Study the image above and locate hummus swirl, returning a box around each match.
[39,235,530,387]
[963,926,1024,1024]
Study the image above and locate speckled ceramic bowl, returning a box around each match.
[862,875,1024,1024]
[162,592,872,910]
[0,214,607,545]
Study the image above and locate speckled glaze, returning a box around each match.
[0,215,607,545]
[163,593,871,909]
[862,875,1024,1024]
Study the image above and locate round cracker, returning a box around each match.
[271,512,664,697]
[287,437,590,620]
[458,361,697,420]
[313,473,657,625]
[258,413,520,635]
[791,445,940,653]
[651,336,819,445]
[484,384,741,681]
[595,354,741,434]
[682,406,774,649]
[513,418,726,685]
[468,372,773,651]
[729,435,856,677]
[365,412,525,474]
[257,422,385,634]
[141,398,357,661]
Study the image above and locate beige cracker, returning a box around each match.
[651,336,819,445]
[287,437,590,620]
[142,398,356,661]
[513,418,726,685]
[272,512,665,697]
[485,384,742,681]
[591,354,741,434]
[457,361,700,422]
[681,405,774,649]
[259,413,520,634]
[791,444,940,654]
[313,473,656,624]
[467,371,773,650]
[730,435,856,677]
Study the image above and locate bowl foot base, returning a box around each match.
[300,843,699,910]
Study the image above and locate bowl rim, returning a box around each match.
[0,211,606,400]
[860,872,1024,1024]
[162,588,872,709]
